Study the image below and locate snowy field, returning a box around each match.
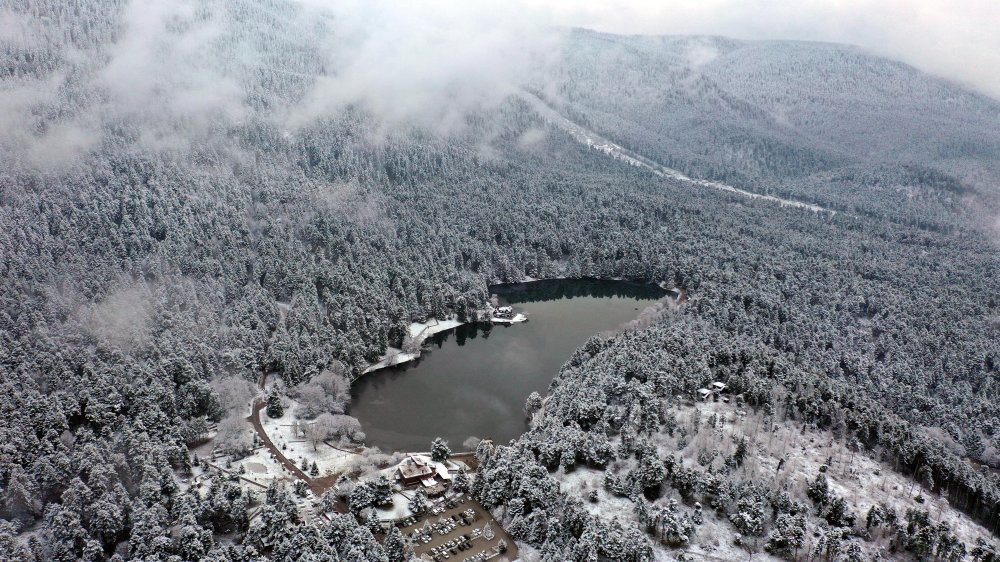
[259,397,362,477]
[230,446,294,490]
[374,490,417,522]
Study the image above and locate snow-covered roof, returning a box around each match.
[436,464,452,480]
[711,381,727,390]
[399,456,435,480]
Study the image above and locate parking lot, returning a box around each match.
[399,497,518,562]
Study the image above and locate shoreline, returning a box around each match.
[359,311,528,376]
[358,278,676,378]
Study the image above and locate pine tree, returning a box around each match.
[408,490,427,515]
[431,438,451,463]
[350,482,376,513]
[266,389,284,419]
[383,526,409,562]
[524,392,543,418]
[452,469,471,494]
[765,513,806,558]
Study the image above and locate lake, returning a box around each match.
[350,279,667,453]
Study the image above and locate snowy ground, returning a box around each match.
[557,466,639,524]
[757,411,993,548]
[669,399,994,555]
[362,313,529,374]
[375,490,416,522]
[183,399,292,495]
[408,319,465,340]
[362,318,465,374]
[547,398,994,560]
[259,397,361,477]
[364,346,421,373]
[229,446,294,490]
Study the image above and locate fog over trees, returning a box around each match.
[2,1,1000,561]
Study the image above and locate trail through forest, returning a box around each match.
[521,92,837,215]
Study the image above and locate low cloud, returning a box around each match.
[75,284,154,353]
[539,0,1000,100]
[26,122,99,171]
[3,0,997,175]
[286,0,562,132]
[97,0,247,151]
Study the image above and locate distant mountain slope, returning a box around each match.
[542,30,1000,202]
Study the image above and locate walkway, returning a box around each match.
[247,398,322,494]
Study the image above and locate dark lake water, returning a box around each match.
[350,279,667,453]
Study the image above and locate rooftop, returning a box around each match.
[399,456,436,480]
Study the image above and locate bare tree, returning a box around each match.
[210,375,257,416]
[304,413,364,451]
[289,368,351,418]
[305,413,337,451]
[216,416,254,458]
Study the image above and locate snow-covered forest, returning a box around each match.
[2,1,1000,561]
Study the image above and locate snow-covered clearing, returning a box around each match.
[520,92,836,216]
[558,466,640,524]
[672,400,994,551]
[363,346,421,374]
[548,398,993,560]
[375,491,416,522]
[259,397,361,477]
[409,318,464,340]
[228,446,294,490]
[554,461,782,561]
[362,313,529,374]
[760,414,992,547]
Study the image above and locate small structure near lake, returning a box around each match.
[397,454,453,495]
[488,305,528,324]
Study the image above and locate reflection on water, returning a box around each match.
[350,279,666,452]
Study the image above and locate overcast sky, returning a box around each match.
[529,0,1000,100]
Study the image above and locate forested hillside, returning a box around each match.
[2,1,1000,561]
[540,30,1000,225]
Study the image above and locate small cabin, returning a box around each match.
[710,381,727,393]
[697,388,712,401]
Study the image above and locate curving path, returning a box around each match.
[247,398,323,494]
[520,91,839,215]
[247,374,347,511]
